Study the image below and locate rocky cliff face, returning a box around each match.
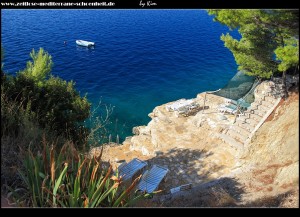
[157,91,298,207]
[97,81,298,207]
[235,92,299,203]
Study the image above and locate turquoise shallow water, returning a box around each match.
[1,9,240,142]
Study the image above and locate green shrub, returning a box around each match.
[1,89,66,190]
[1,87,36,138]
[3,48,91,144]
[16,141,147,207]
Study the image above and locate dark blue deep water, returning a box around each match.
[1,9,239,142]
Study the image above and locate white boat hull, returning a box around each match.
[76,40,95,47]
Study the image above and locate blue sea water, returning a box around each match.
[1,9,240,142]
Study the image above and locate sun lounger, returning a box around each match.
[118,158,147,182]
[166,99,201,117]
[218,104,241,115]
[137,165,169,193]
[165,99,195,112]
[224,98,251,110]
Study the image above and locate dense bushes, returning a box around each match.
[1,47,91,193]
[2,48,91,144]
[1,90,45,189]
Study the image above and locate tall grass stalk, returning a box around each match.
[17,139,147,207]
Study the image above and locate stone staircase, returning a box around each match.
[216,80,283,151]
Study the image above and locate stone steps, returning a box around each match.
[216,133,243,149]
[226,129,247,143]
[260,100,274,109]
[217,86,281,148]
[250,103,270,113]
[253,109,265,117]
[239,117,258,127]
[231,124,251,136]
[250,102,261,109]
[251,109,263,117]
[257,104,271,112]
[225,83,282,146]
[236,122,254,133]
[263,96,277,104]
[249,113,262,122]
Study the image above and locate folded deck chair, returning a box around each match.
[236,99,251,110]
[218,104,240,115]
[118,158,147,182]
[166,99,194,112]
[224,98,236,105]
[137,165,169,193]
[225,98,250,110]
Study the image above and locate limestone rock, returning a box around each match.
[274,162,299,186]
[95,87,298,207]
[141,146,150,156]
[123,136,132,146]
[132,125,150,135]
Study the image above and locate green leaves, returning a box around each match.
[53,163,68,207]
[2,48,91,144]
[207,9,299,79]
[275,38,299,72]
[24,48,53,84]
[19,142,145,207]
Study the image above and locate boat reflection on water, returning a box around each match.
[76,45,95,52]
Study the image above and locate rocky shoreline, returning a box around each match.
[91,75,298,206]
